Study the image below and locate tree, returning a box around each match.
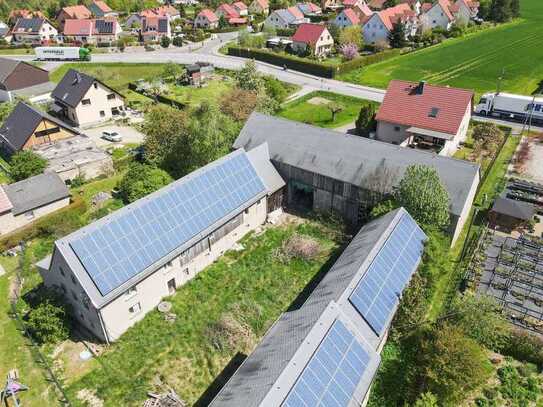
[413,392,439,407]
[416,324,493,404]
[490,0,513,22]
[220,88,259,121]
[118,163,172,203]
[339,43,359,60]
[235,60,264,92]
[0,101,15,124]
[396,165,450,229]
[511,0,520,17]
[389,22,408,48]
[27,288,71,344]
[327,23,341,43]
[161,62,184,81]
[327,102,343,122]
[172,36,184,47]
[10,150,47,181]
[355,104,376,136]
[338,25,363,49]
[160,35,171,48]
[262,75,288,103]
[218,14,228,28]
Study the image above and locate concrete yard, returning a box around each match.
[82,125,145,148]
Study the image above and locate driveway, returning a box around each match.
[83,124,145,148]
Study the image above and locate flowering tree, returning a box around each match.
[340,43,359,60]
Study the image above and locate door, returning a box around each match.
[167,278,176,295]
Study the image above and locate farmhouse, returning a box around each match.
[249,0,270,15]
[56,5,92,30]
[63,18,122,44]
[10,18,58,45]
[375,80,473,156]
[215,3,247,24]
[362,3,418,46]
[194,9,219,29]
[235,112,480,245]
[210,207,427,407]
[0,173,70,236]
[51,69,125,128]
[0,102,80,156]
[291,23,334,57]
[37,147,285,342]
[0,58,53,103]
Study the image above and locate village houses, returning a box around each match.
[291,23,334,57]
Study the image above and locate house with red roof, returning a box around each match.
[125,5,180,29]
[232,1,249,16]
[11,18,58,45]
[375,80,474,156]
[362,3,418,46]
[194,9,219,28]
[249,0,270,15]
[296,2,322,16]
[333,8,361,28]
[215,3,247,24]
[421,0,455,30]
[56,5,92,30]
[291,23,333,57]
[141,16,171,42]
[449,0,479,23]
[63,18,121,44]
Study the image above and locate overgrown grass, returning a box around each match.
[339,0,543,96]
[277,91,377,128]
[167,76,235,107]
[65,218,345,406]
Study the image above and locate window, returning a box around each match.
[124,286,137,297]
[129,302,141,314]
[183,268,189,275]
[107,93,116,100]
[81,99,91,106]
[429,107,440,118]
[24,210,35,220]
[35,126,60,137]
[99,110,105,117]
[60,267,65,277]
[333,181,344,196]
[244,208,249,215]
[93,82,98,89]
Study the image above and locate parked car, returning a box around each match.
[102,131,123,142]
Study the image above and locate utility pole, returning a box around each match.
[496,67,505,94]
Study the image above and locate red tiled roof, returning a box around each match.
[369,0,387,9]
[421,2,432,11]
[9,9,45,19]
[93,1,112,13]
[353,2,373,16]
[342,8,361,24]
[254,0,269,8]
[63,18,119,35]
[376,80,474,135]
[198,9,219,22]
[141,9,158,17]
[437,0,455,20]
[342,0,359,6]
[155,5,179,15]
[217,3,240,18]
[233,1,248,10]
[378,3,414,30]
[287,5,305,19]
[228,17,247,24]
[292,23,327,45]
[62,5,92,19]
[0,186,13,214]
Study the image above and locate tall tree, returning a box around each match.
[355,104,377,136]
[338,25,363,49]
[118,163,172,203]
[389,22,408,48]
[235,60,264,92]
[396,165,450,229]
[490,0,513,22]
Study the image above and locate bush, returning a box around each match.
[9,150,47,181]
[207,313,255,353]
[275,234,321,263]
[502,329,543,367]
[172,36,183,47]
[160,35,171,48]
[26,288,71,344]
[118,163,172,203]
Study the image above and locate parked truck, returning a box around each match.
[474,92,543,125]
[35,47,91,61]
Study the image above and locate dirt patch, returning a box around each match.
[77,389,104,407]
[307,96,331,106]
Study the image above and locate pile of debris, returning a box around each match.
[143,390,186,407]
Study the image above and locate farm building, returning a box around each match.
[0,58,54,103]
[210,207,427,406]
[235,112,480,245]
[37,147,285,342]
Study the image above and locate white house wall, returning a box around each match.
[70,82,125,127]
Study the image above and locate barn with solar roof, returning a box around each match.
[37,146,285,342]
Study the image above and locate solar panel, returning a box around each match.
[69,152,266,296]
[349,213,426,336]
[282,320,374,407]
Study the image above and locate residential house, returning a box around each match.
[264,8,307,29]
[125,5,180,28]
[375,79,473,156]
[370,0,422,12]
[421,0,455,30]
[63,18,122,45]
[449,0,479,24]
[194,9,219,29]
[249,0,270,15]
[333,7,361,28]
[0,102,80,156]
[56,5,92,30]
[296,2,322,16]
[37,147,285,342]
[362,3,418,45]
[141,16,171,41]
[210,208,427,407]
[88,1,117,17]
[320,0,342,11]
[8,10,45,25]
[51,69,126,127]
[235,112,480,245]
[10,18,58,45]
[0,173,70,236]
[0,58,54,103]
[291,23,333,57]
[232,1,249,16]
[215,4,247,24]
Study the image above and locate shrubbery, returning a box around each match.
[26,288,72,344]
[10,150,47,181]
[118,163,172,203]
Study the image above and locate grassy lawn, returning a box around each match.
[339,0,543,96]
[0,48,34,55]
[167,75,235,107]
[277,91,377,128]
[64,217,345,406]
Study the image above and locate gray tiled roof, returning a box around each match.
[51,69,95,108]
[492,197,536,221]
[211,208,419,407]
[0,58,20,85]
[276,9,297,23]
[0,102,80,153]
[246,142,286,195]
[3,172,69,215]
[235,113,481,217]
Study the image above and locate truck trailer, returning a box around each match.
[474,92,543,125]
[34,47,91,61]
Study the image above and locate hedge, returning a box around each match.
[228,46,402,78]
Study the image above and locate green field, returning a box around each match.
[278,91,376,128]
[340,0,543,96]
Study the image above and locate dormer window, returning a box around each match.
[429,107,439,118]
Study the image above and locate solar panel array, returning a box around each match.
[349,213,426,336]
[282,320,373,407]
[69,152,266,296]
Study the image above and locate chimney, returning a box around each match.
[416,80,426,94]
